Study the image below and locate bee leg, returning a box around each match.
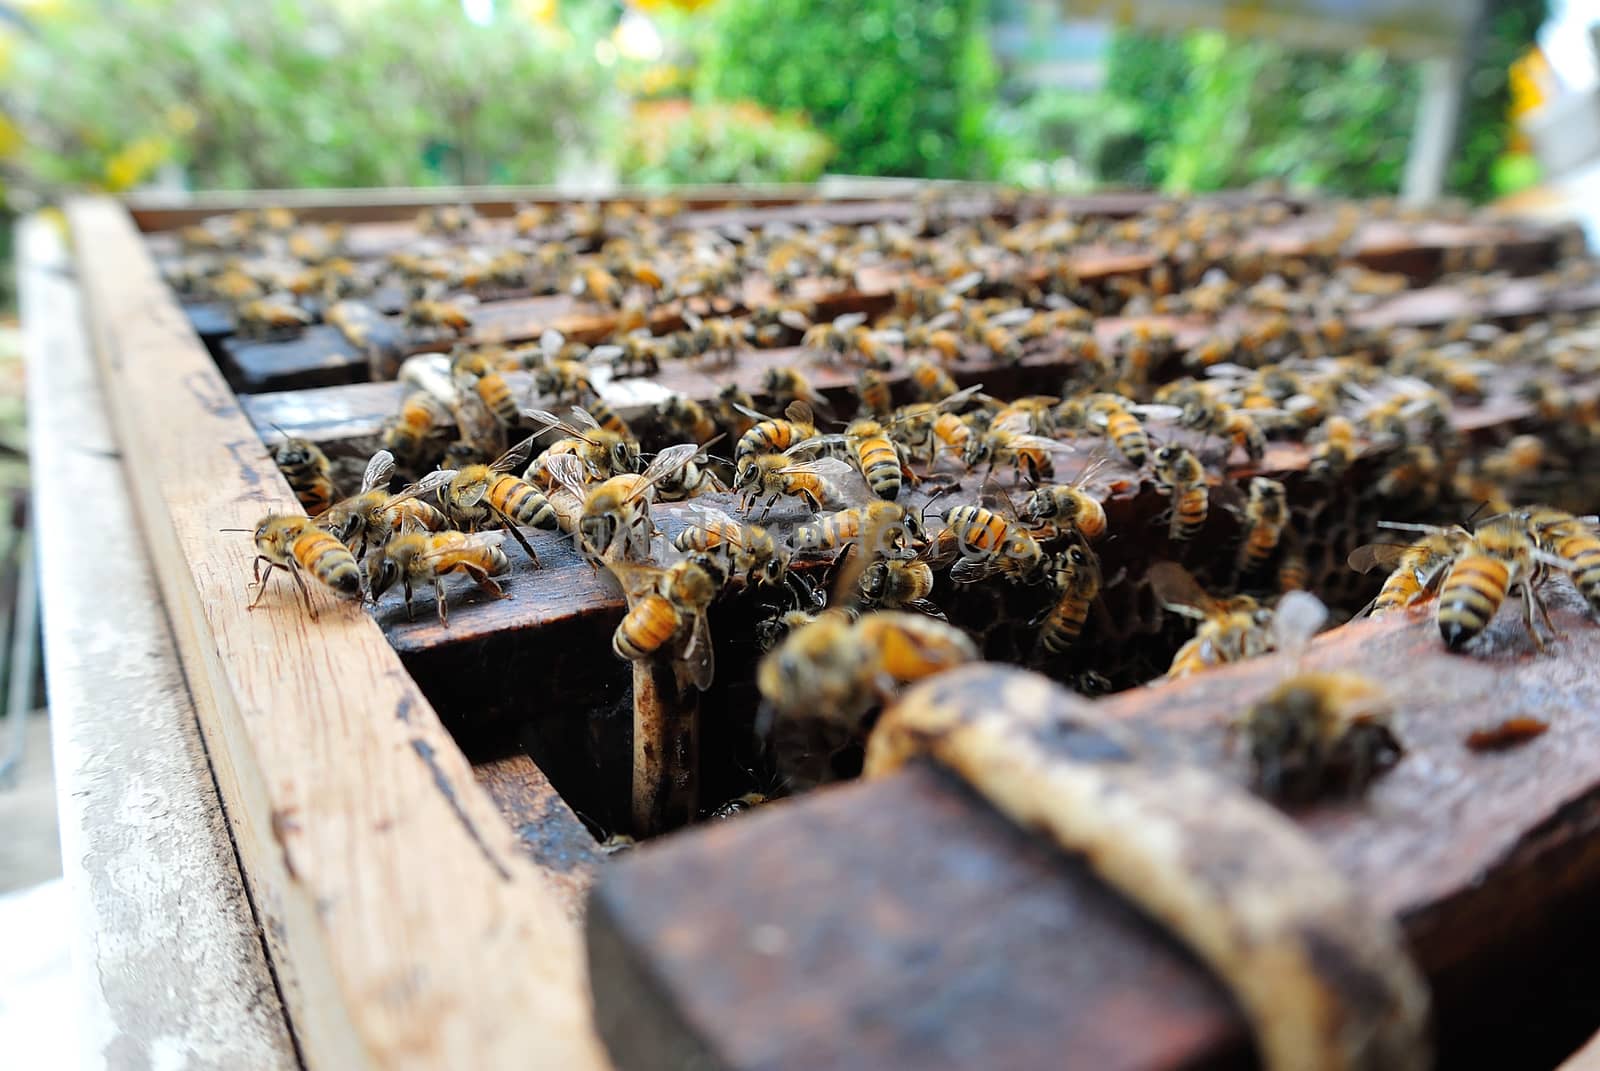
[495,516,542,569]
[288,563,320,621]
[464,565,510,600]
[403,577,416,622]
[1522,583,1555,649]
[434,580,449,627]
[1532,584,1562,640]
[247,561,279,610]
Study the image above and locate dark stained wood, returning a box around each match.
[589,766,1249,1071]
[219,324,367,392]
[473,752,602,918]
[588,580,1600,1071]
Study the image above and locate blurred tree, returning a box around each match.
[1449,0,1547,199]
[699,0,999,179]
[0,0,619,201]
[618,100,832,185]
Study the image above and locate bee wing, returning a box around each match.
[637,443,704,492]
[360,450,397,494]
[681,310,704,331]
[490,435,538,474]
[832,311,868,331]
[731,401,774,423]
[420,531,504,558]
[987,307,1035,328]
[935,383,986,413]
[539,329,565,360]
[1070,453,1115,491]
[602,557,667,602]
[681,504,742,542]
[1128,404,1183,422]
[947,271,984,295]
[391,468,457,504]
[777,456,855,479]
[1146,561,1219,616]
[777,310,812,332]
[587,345,624,365]
[539,455,589,508]
[784,434,846,456]
[783,400,815,426]
[991,409,1033,434]
[453,389,504,456]
[520,407,595,443]
[680,610,716,692]
[566,406,603,432]
[949,556,995,584]
[1269,590,1329,655]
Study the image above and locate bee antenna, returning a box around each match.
[218,528,255,532]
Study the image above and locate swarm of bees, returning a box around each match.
[187,193,1600,822]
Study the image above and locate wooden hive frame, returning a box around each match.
[47,184,1600,1069]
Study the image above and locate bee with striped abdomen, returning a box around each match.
[934,494,1051,587]
[318,450,448,559]
[735,401,818,466]
[382,391,451,469]
[1427,515,1565,651]
[451,350,519,428]
[856,368,893,418]
[244,514,363,618]
[906,357,958,403]
[675,506,794,590]
[1349,527,1471,617]
[1149,562,1279,678]
[272,431,337,517]
[1086,394,1152,469]
[405,297,474,337]
[655,395,720,445]
[1237,477,1289,575]
[1033,539,1103,656]
[735,455,859,520]
[523,406,641,485]
[401,436,558,567]
[1523,506,1600,616]
[367,530,511,625]
[606,553,728,691]
[1019,457,1110,542]
[549,443,706,562]
[1152,445,1209,541]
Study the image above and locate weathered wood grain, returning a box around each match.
[23,216,299,1070]
[473,752,603,920]
[67,196,609,1071]
[588,581,1600,1070]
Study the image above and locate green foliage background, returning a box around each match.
[699,0,1000,179]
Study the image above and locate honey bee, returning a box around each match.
[591,329,668,378]
[680,312,750,367]
[735,401,818,465]
[1086,395,1152,469]
[857,557,940,616]
[572,265,625,308]
[1150,562,1280,678]
[1033,539,1103,656]
[405,298,474,336]
[367,530,511,625]
[271,432,337,517]
[1115,322,1176,388]
[756,610,978,754]
[402,437,558,566]
[243,514,363,618]
[236,298,312,339]
[709,792,769,820]
[735,455,859,519]
[1522,506,1600,616]
[1348,527,1470,616]
[715,385,760,443]
[382,391,452,468]
[1019,457,1110,541]
[207,265,265,303]
[1237,477,1289,574]
[451,350,519,427]
[1309,416,1357,482]
[655,395,720,445]
[903,322,966,365]
[793,500,928,561]
[1235,672,1400,802]
[675,506,794,589]
[906,358,959,403]
[1180,394,1268,463]
[1425,515,1564,651]
[761,367,830,412]
[856,368,894,418]
[549,444,705,561]
[319,450,447,558]
[1375,444,1441,502]
[513,202,553,236]
[962,427,1066,483]
[606,553,727,691]
[415,204,476,236]
[935,497,1051,586]
[531,358,595,404]
[524,406,641,485]
[1152,445,1210,541]
[800,312,867,363]
[797,418,917,502]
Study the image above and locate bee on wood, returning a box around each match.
[398,436,558,567]
[655,395,720,446]
[1019,457,1110,541]
[237,297,312,339]
[524,406,641,485]
[1086,394,1153,469]
[1309,416,1357,482]
[548,444,707,562]
[932,493,1051,587]
[606,553,728,691]
[680,312,750,367]
[242,514,363,618]
[1523,505,1600,616]
[367,530,511,625]
[735,401,818,466]
[855,368,894,419]
[382,392,452,469]
[1236,672,1401,803]
[760,367,830,412]
[1349,526,1471,617]
[271,431,337,518]
[1419,514,1566,651]
[735,455,860,520]
[675,506,794,591]
[318,450,447,559]
[405,297,474,337]
[451,350,519,428]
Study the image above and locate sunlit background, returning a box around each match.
[0,0,1589,207]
